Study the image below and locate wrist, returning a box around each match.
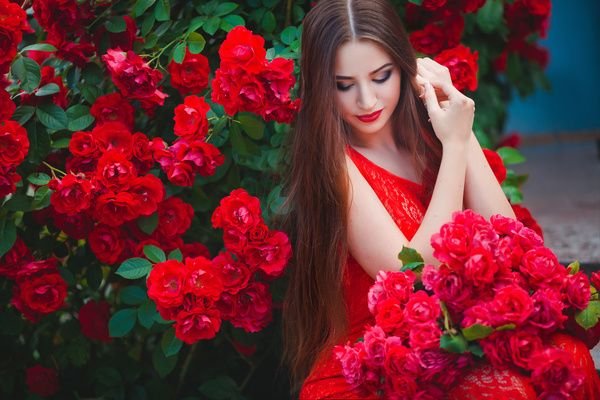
[441,140,468,153]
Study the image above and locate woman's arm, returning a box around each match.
[347,81,472,278]
[463,132,515,219]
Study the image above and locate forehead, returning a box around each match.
[334,40,393,76]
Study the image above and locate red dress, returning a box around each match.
[299,147,600,400]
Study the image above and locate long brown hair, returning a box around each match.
[282,0,442,390]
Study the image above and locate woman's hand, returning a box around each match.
[416,57,474,147]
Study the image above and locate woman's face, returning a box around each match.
[334,39,401,141]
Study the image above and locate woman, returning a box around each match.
[283,0,600,399]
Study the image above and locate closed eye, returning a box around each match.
[336,70,393,91]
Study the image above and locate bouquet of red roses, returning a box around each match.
[335,210,600,399]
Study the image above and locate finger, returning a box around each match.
[422,81,441,114]
[439,100,450,109]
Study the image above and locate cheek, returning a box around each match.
[335,92,355,117]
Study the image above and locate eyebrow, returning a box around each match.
[335,63,393,80]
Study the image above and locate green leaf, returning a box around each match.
[187,16,207,34]
[567,260,580,275]
[26,121,51,164]
[0,218,17,258]
[35,83,60,97]
[66,104,95,131]
[468,342,484,358]
[400,261,424,272]
[261,11,276,33]
[187,32,206,54]
[52,137,70,149]
[203,16,221,35]
[143,245,166,263]
[497,147,525,165]
[27,172,51,186]
[238,113,265,140]
[267,184,286,215]
[476,0,504,34]
[116,258,152,279]
[172,42,186,64]
[262,0,280,6]
[398,246,424,267]
[280,26,298,46]
[138,300,158,329]
[161,328,183,357]
[440,333,468,354]
[36,103,68,130]
[168,248,183,261]
[108,308,137,337]
[4,193,34,212]
[152,346,178,378]
[134,0,157,17]
[20,43,57,53]
[461,324,494,341]
[215,2,238,16]
[502,185,523,204]
[221,15,245,31]
[495,323,516,332]
[154,0,170,22]
[79,84,102,104]
[575,300,600,330]
[12,105,35,125]
[198,376,241,400]
[86,264,103,290]
[11,57,41,93]
[105,16,127,33]
[32,185,51,210]
[120,286,148,305]
[137,212,159,235]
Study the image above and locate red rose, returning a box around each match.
[129,175,164,216]
[480,331,512,367]
[482,148,506,183]
[462,303,494,328]
[374,297,405,335]
[410,24,446,55]
[49,173,94,215]
[180,139,224,177]
[591,272,600,291]
[408,321,441,351]
[156,196,194,238]
[416,349,456,383]
[12,270,68,322]
[88,224,125,265]
[509,329,543,369]
[403,290,440,325]
[0,1,29,68]
[244,230,292,277]
[259,57,296,105]
[529,348,583,396]
[95,150,136,191]
[512,204,544,239]
[183,256,223,301]
[65,156,97,178]
[92,121,134,157]
[211,67,242,115]
[52,210,94,240]
[174,305,222,343]
[147,259,186,310]
[519,247,564,289]
[168,50,210,95]
[102,49,168,108]
[505,0,550,40]
[211,188,263,234]
[0,120,29,167]
[464,247,499,287]
[78,300,111,342]
[69,131,100,158]
[181,242,211,259]
[90,93,135,130]
[32,0,86,42]
[490,285,533,326]
[25,364,59,397]
[362,326,387,368]
[212,252,251,294]
[173,95,210,139]
[434,45,478,92]
[431,222,471,265]
[563,272,591,311]
[49,37,96,68]
[218,26,266,73]
[368,270,416,314]
[165,161,194,187]
[422,0,447,11]
[0,237,33,279]
[261,97,301,124]
[458,0,485,13]
[0,89,15,121]
[528,288,567,332]
[334,343,367,388]
[225,281,272,333]
[425,264,473,312]
[94,191,140,226]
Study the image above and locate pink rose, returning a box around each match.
[562,272,591,310]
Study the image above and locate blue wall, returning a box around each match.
[504,1,600,134]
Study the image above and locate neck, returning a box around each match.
[348,121,397,152]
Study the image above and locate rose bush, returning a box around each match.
[0,0,550,398]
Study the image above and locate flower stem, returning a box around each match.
[42,161,66,178]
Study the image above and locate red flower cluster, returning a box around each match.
[21,65,69,108]
[505,0,551,40]
[168,49,211,96]
[211,26,300,123]
[0,119,29,197]
[0,0,31,74]
[25,364,59,397]
[0,250,69,323]
[338,210,598,398]
[102,49,168,113]
[78,300,111,342]
[152,95,224,187]
[482,148,506,184]
[146,189,292,343]
[434,44,479,92]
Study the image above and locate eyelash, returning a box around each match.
[336,70,393,92]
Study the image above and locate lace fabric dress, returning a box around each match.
[298,146,600,400]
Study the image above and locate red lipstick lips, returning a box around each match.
[357,109,383,123]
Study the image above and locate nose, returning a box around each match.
[356,83,377,111]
